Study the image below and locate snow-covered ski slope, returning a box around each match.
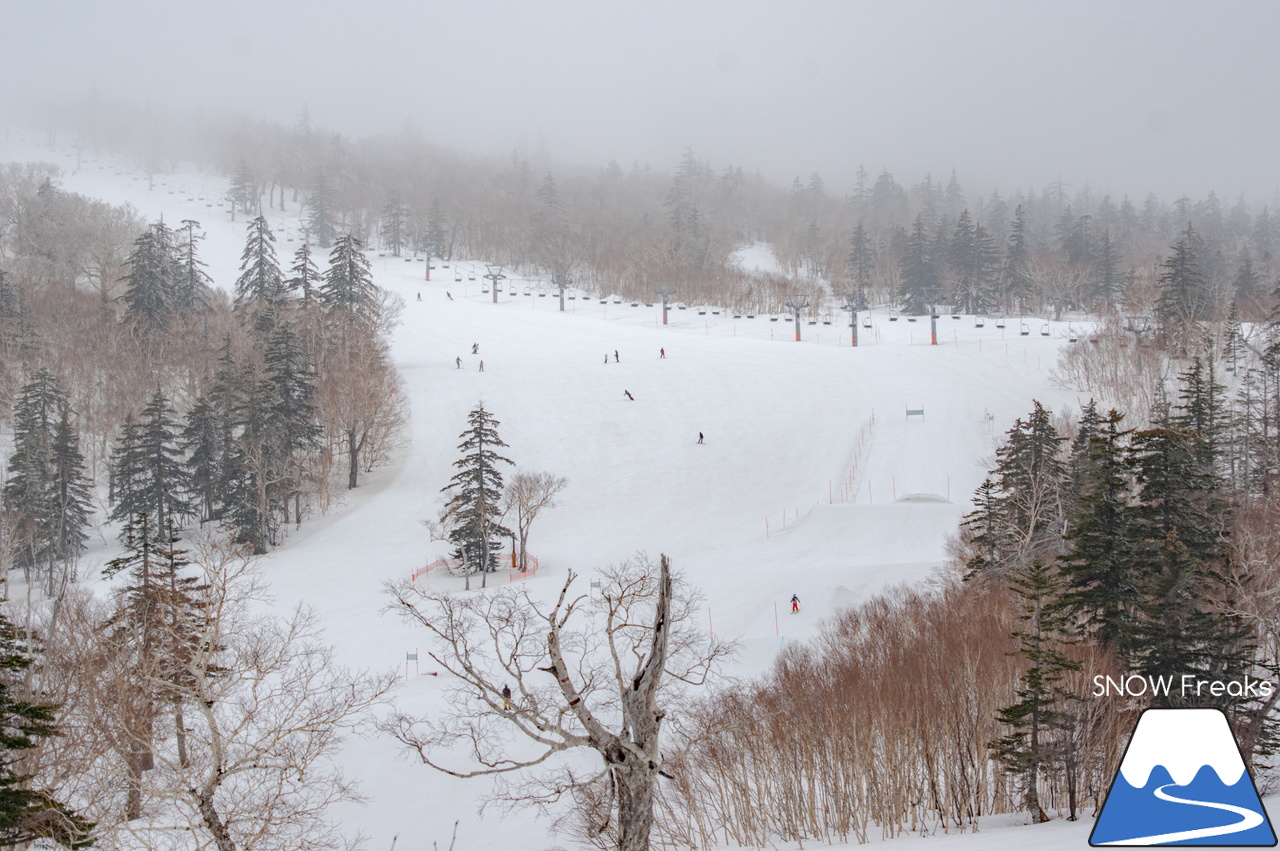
[2,133,1196,849]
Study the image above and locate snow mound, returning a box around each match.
[896,493,951,504]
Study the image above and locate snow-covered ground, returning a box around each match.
[0,133,1236,850]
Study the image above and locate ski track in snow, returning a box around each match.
[9,135,1276,850]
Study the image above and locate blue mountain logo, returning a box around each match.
[1091,708,1276,846]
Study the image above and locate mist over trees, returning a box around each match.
[23,98,1280,328]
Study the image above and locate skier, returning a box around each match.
[502,684,511,710]
[455,357,462,369]
[614,350,620,363]
[446,291,453,301]
[472,343,479,354]
[604,354,609,364]
[697,432,704,444]
[660,348,666,359]
[624,390,634,401]
[791,594,800,614]
[417,292,422,301]
[479,360,485,372]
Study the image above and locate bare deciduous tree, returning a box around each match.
[502,470,568,572]
[28,534,394,851]
[382,553,730,851]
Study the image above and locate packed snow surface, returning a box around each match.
[4,133,1253,850]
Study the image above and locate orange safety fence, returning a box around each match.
[412,553,540,584]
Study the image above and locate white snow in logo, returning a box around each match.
[1119,709,1246,788]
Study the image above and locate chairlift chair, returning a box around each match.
[455,272,462,282]
[907,316,917,322]
[1019,322,1030,336]
[1040,323,1050,337]
[889,311,899,321]
[996,317,1006,328]
[975,315,985,328]
[1068,323,1078,343]
[770,316,778,321]
[468,272,476,281]
[862,316,872,328]
[613,297,622,304]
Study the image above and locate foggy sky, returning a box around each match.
[3,0,1279,202]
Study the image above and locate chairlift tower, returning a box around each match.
[924,287,942,345]
[842,292,860,347]
[484,264,506,304]
[655,283,676,325]
[786,294,810,341]
[554,272,571,311]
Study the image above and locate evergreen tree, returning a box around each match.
[320,235,377,324]
[227,158,257,218]
[962,402,1066,577]
[180,397,222,523]
[306,170,337,249]
[845,221,873,300]
[222,367,275,554]
[899,214,935,314]
[380,190,409,257]
[423,197,448,260]
[173,220,212,313]
[1094,230,1120,307]
[440,403,514,588]
[1127,424,1247,704]
[47,404,92,585]
[1233,251,1262,304]
[121,221,177,329]
[949,210,998,314]
[1057,410,1139,655]
[1005,204,1032,310]
[109,390,194,542]
[3,371,92,593]
[233,215,286,317]
[1155,224,1210,332]
[993,560,1080,824]
[285,242,321,308]
[0,610,94,847]
[1172,356,1229,479]
[263,323,321,526]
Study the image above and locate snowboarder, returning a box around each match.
[624,390,634,401]
[472,343,479,354]
[791,594,800,614]
[604,354,609,364]
[614,350,620,362]
[479,360,485,372]
[502,684,511,710]
[446,291,453,301]
[455,357,462,369]
[660,348,666,359]
[697,432,704,444]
